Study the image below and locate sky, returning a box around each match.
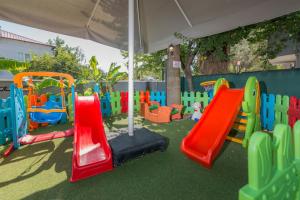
[0,20,126,72]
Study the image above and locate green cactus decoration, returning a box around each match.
[239,122,300,200]
[242,76,261,147]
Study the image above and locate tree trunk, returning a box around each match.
[166,45,181,105]
[184,65,193,91]
[182,51,195,91]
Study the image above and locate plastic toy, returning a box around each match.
[0,97,12,145]
[3,72,75,156]
[239,122,300,200]
[170,104,183,120]
[140,101,159,117]
[191,102,202,122]
[70,93,113,182]
[143,102,172,123]
[14,72,73,130]
[181,76,261,168]
[200,80,216,99]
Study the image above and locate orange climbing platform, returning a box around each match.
[181,85,244,168]
[70,94,113,182]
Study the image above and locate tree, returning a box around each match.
[246,11,300,61]
[78,56,127,93]
[102,63,128,92]
[176,27,250,90]
[28,37,85,79]
[121,50,166,80]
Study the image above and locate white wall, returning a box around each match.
[0,38,53,61]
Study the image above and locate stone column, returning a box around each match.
[166,45,181,105]
[296,53,300,68]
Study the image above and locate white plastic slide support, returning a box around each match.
[128,0,134,136]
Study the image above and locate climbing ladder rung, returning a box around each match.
[239,112,247,117]
[235,118,247,124]
[226,136,243,144]
[232,124,246,132]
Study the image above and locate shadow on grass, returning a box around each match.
[0,138,72,188]
[1,142,55,165]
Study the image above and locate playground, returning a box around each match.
[1,2,300,200]
[1,71,300,199]
[0,117,248,200]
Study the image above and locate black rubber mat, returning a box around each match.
[109,128,169,166]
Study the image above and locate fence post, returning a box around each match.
[110,91,121,115]
[134,91,140,111]
[275,95,289,126]
[288,96,300,128]
[121,91,128,113]
[261,93,275,131]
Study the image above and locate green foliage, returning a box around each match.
[176,26,250,63]
[83,88,93,96]
[28,37,85,79]
[0,58,29,74]
[88,56,104,82]
[103,63,127,92]
[33,77,66,94]
[77,56,127,93]
[246,11,300,59]
[121,50,166,80]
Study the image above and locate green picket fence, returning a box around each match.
[134,91,140,112]
[181,91,209,114]
[274,95,289,125]
[110,91,121,115]
[239,122,300,200]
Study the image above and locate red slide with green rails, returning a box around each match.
[181,85,244,168]
[70,94,113,182]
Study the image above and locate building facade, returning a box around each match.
[0,29,53,61]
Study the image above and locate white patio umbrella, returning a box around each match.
[1,0,299,135]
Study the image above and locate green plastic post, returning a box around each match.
[67,93,74,121]
[239,124,300,200]
[110,91,121,115]
[181,91,195,114]
[274,95,289,126]
[248,132,273,190]
[196,92,209,108]
[294,121,300,160]
[134,91,140,112]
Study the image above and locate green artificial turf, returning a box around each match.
[0,116,248,200]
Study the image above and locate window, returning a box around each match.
[17,52,24,61]
[25,53,31,61]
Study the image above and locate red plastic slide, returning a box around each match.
[70,94,113,182]
[181,85,244,168]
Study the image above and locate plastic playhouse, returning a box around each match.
[2,72,75,156]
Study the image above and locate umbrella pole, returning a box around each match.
[128,0,134,136]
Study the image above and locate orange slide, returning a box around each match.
[181,85,244,168]
[70,94,113,182]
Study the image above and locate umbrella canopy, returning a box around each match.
[1,0,300,136]
[0,0,299,52]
